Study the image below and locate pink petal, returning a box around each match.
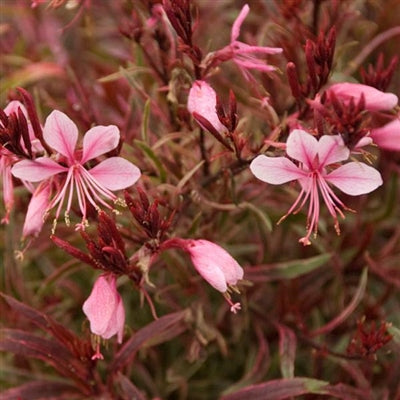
[286,129,318,168]
[317,135,349,166]
[11,157,67,182]
[187,80,227,133]
[43,110,78,161]
[328,83,398,111]
[250,155,306,184]
[80,125,120,164]
[325,162,383,195]
[3,100,27,117]
[231,4,250,42]
[88,157,141,190]
[82,275,118,337]
[370,118,400,151]
[115,297,125,344]
[22,181,51,237]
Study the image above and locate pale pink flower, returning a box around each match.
[12,110,141,231]
[183,239,243,313]
[327,83,398,111]
[187,80,227,133]
[250,129,383,245]
[83,274,125,360]
[369,118,400,151]
[203,4,282,80]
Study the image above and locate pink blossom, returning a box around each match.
[369,118,400,151]
[11,110,141,231]
[187,80,226,133]
[82,274,125,360]
[180,239,244,313]
[250,129,383,245]
[203,4,282,81]
[327,83,398,111]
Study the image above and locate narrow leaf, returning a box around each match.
[245,253,331,282]
[277,324,296,378]
[1,381,79,400]
[110,310,187,371]
[310,268,368,337]
[135,140,167,183]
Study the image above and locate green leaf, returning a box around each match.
[141,98,151,142]
[246,253,331,282]
[135,140,167,182]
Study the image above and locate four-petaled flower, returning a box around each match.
[12,110,141,233]
[250,129,383,245]
[82,274,125,360]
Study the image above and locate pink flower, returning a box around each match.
[369,118,400,151]
[11,110,141,231]
[187,80,226,133]
[203,4,282,80]
[82,274,125,360]
[179,239,244,313]
[327,83,398,111]
[250,129,383,245]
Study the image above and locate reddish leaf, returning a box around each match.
[310,268,368,337]
[116,372,147,400]
[0,292,92,360]
[221,377,368,400]
[1,380,79,400]
[0,329,91,394]
[110,310,188,371]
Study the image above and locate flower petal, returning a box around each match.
[81,125,120,164]
[187,80,227,133]
[328,83,398,111]
[11,157,67,182]
[325,162,383,195]
[370,118,400,151]
[250,155,305,184]
[286,129,318,168]
[43,110,78,161]
[317,135,349,166]
[82,275,118,337]
[231,4,249,42]
[89,157,141,190]
[22,181,51,237]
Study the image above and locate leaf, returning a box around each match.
[110,310,188,371]
[0,292,92,359]
[135,140,167,183]
[141,98,151,142]
[277,324,296,379]
[0,62,64,93]
[177,160,205,191]
[116,373,147,400]
[245,253,331,282]
[1,381,79,400]
[240,202,272,232]
[0,329,90,391]
[220,377,368,400]
[310,268,368,337]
